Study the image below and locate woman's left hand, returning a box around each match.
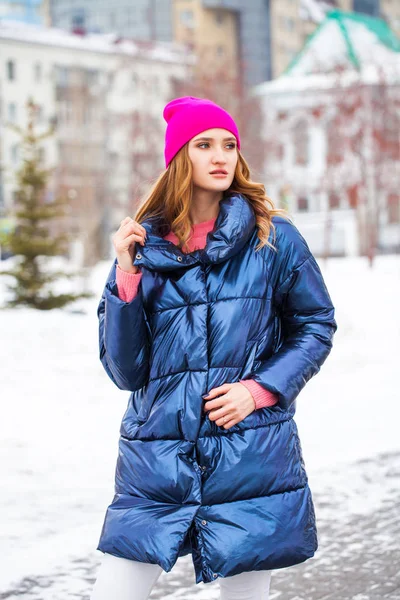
[203,383,256,430]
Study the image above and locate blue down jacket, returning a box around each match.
[96,192,337,584]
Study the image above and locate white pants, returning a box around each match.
[91,552,272,600]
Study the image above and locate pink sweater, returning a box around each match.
[116,218,278,410]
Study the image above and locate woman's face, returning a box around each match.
[188,128,238,194]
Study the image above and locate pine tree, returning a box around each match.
[1,99,93,310]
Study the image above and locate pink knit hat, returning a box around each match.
[163,96,241,168]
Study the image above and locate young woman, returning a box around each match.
[91,96,337,600]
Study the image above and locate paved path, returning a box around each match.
[1,451,399,600]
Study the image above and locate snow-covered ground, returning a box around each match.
[0,254,399,593]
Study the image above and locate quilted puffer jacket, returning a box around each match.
[96,192,337,584]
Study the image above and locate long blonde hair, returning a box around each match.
[134,144,292,253]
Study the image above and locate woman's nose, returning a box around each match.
[212,150,226,163]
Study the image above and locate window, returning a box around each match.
[8,103,17,123]
[283,16,295,31]
[180,10,194,28]
[293,120,309,165]
[387,193,399,224]
[381,111,400,161]
[328,192,340,209]
[327,116,344,165]
[347,184,359,209]
[298,196,309,211]
[38,147,45,164]
[132,72,139,90]
[82,104,88,125]
[215,11,224,25]
[86,69,99,87]
[55,66,69,87]
[7,60,15,81]
[11,144,19,164]
[58,100,72,124]
[35,104,44,123]
[34,62,42,82]
[72,9,85,29]
[44,189,55,204]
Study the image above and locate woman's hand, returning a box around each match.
[203,382,256,430]
[113,217,147,274]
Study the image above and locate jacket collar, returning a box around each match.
[133,193,257,272]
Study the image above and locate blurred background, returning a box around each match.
[0,1,399,599]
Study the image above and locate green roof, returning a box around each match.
[284,9,400,75]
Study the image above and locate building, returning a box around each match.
[381,0,400,37]
[271,0,400,78]
[49,0,272,88]
[172,0,241,86]
[352,1,400,36]
[254,10,400,257]
[353,0,380,16]
[174,0,272,86]
[0,19,188,260]
[0,0,47,25]
[49,0,172,41]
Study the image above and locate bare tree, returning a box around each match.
[171,49,266,178]
[320,65,400,264]
[52,64,110,281]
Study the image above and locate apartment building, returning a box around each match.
[353,0,380,15]
[172,0,240,95]
[0,0,48,24]
[0,20,188,259]
[49,0,272,88]
[381,0,400,37]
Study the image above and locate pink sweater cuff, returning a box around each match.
[116,264,142,302]
[239,379,279,410]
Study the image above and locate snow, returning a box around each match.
[294,19,400,76]
[254,9,400,95]
[300,0,327,24]
[253,60,400,96]
[282,10,400,82]
[0,19,188,63]
[0,253,399,591]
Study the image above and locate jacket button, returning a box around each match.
[177,256,183,262]
[201,519,207,526]
[213,573,218,578]
[201,465,207,471]
[135,253,142,259]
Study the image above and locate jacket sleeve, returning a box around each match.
[97,259,150,391]
[251,224,337,411]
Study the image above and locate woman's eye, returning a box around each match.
[197,143,236,149]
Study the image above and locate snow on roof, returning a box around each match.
[253,61,400,96]
[0,19,190,64]
[253,55,400,96]
[285,10,400,76]
[300,0,326,24]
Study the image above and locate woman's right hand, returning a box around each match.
[112,217,147,274]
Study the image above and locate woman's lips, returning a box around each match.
[210,172,228,177]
